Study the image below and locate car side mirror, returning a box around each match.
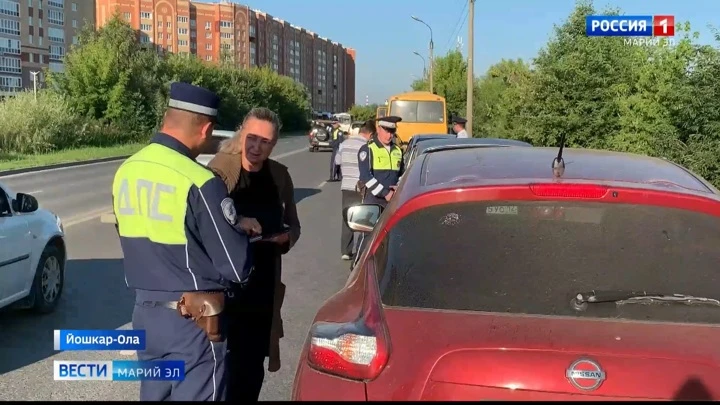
[13,193,39,213]
[343,204,383,233]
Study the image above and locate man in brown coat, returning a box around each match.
[206,107,301,401]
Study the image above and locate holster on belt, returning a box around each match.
[176,291,225,342]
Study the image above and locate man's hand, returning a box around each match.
[265,232,290,245]
[237,217,262,235]
[385,189,395,201]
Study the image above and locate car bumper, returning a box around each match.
[311,141,331,147]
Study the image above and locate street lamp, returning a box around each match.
[30,71,40,101]
[412,51,426,79]
[411,15,434,93]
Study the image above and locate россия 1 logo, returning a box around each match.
[585,15,675,47]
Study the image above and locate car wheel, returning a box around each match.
[30,245,64,314]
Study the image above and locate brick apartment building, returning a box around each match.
[95,0,356,113]
[0,0,94,95]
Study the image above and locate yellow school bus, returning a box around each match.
[376,106,387,118]
[386,91,447,145]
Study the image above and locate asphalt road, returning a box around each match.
[0,135,351,401]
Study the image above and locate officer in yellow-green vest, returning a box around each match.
[357,116,405,207]
[112,82,261,402]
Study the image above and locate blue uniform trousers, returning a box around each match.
[133,291,227,401]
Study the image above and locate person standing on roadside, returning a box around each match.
[112,82,261,401]
[357,116,405,207]
[328,121,342,182]
[206,107,301,402]
[452,116,469,138]
[339,120,375,261]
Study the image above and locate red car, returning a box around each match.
[292,145,720,401]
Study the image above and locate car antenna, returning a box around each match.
[552,132,566,178]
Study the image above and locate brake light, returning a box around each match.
[306,264,390,381]
[529,183,608,199]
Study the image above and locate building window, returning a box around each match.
[0,18,20,36]
[0,1,19,17]
[140,24,151,32]
[0,56,21,74]
[220,32,232,39]
[205,55,212,61]
[177,28,188,35]
[177,16,188,23]
[219,20,232,28]
[48,26,63,42]
[0,75,22,90]
[47,0,62,8]
[71,2,76,11]
[190,19,195,28]
[140,11,151,19]
[72,19,77,28]
[49,44,64,60]
[178,39,188,46]
[166,22,171,29]
[205,21,211,30]
[0,37,20,54]
[205,43,211,50]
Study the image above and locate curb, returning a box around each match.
[0,155,131,177]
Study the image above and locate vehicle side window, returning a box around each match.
[0,187,11,216]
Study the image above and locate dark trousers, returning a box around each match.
[329,148,340,180]
[341,190,362,256]
[133,299,227,401]
[226,272,275,401]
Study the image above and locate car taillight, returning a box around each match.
[306,264,390,381]
[529,183,608,199]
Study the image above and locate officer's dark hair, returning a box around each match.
[359,120,375,135]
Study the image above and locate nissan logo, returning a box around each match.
[566,358,606,391]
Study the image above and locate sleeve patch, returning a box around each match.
[220,197,237,225]
[359,151,367,161]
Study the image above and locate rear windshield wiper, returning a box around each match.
[571,290,720,311]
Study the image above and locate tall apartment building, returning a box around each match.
[94,0,356,112]
[0,0,94,95]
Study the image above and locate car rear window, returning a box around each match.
[375,201,720,324]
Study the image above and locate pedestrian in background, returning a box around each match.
[207,107,301,401]
[112,82,259,401]
[339,120,374,261]
[328,121,342,182]
[452,116,469,138]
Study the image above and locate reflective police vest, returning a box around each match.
[112,142,234,292]
[332,128,340,141]
[368,141,402,187]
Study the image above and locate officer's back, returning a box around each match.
[112,82,254,402]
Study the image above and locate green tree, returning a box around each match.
[349,104,378,121]
[411,50,468,116]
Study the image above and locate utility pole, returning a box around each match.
[465,0,475,136]
[30,71,40,101]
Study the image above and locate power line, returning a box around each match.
[444,1,468,53]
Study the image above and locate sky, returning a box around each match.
[211,0,720,105]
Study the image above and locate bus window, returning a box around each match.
[390,100,445,123]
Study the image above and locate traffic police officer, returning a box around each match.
[452,116,469,138]
[357,116,405,207]
[112,82,258,402]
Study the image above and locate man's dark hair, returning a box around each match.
[359,120,375,135]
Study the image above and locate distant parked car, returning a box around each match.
[196,129,236,166]
[0,182,66,313]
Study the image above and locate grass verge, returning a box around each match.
[0,144,145,172]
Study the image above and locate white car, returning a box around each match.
[197,129,236,166]
[0,181,66,313]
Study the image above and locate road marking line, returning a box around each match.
[63,207,118,229]
[71,146,309,228]
[317,181,327,188]
[272,146,308,160]
[0,159,126,179]
[26,190,43,194]
[119,350,136,356]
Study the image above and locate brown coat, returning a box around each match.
[207,151,301,372]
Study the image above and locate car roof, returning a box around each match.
[409,134,456,143]
[415,137,532,154]
[403,146,717,198]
